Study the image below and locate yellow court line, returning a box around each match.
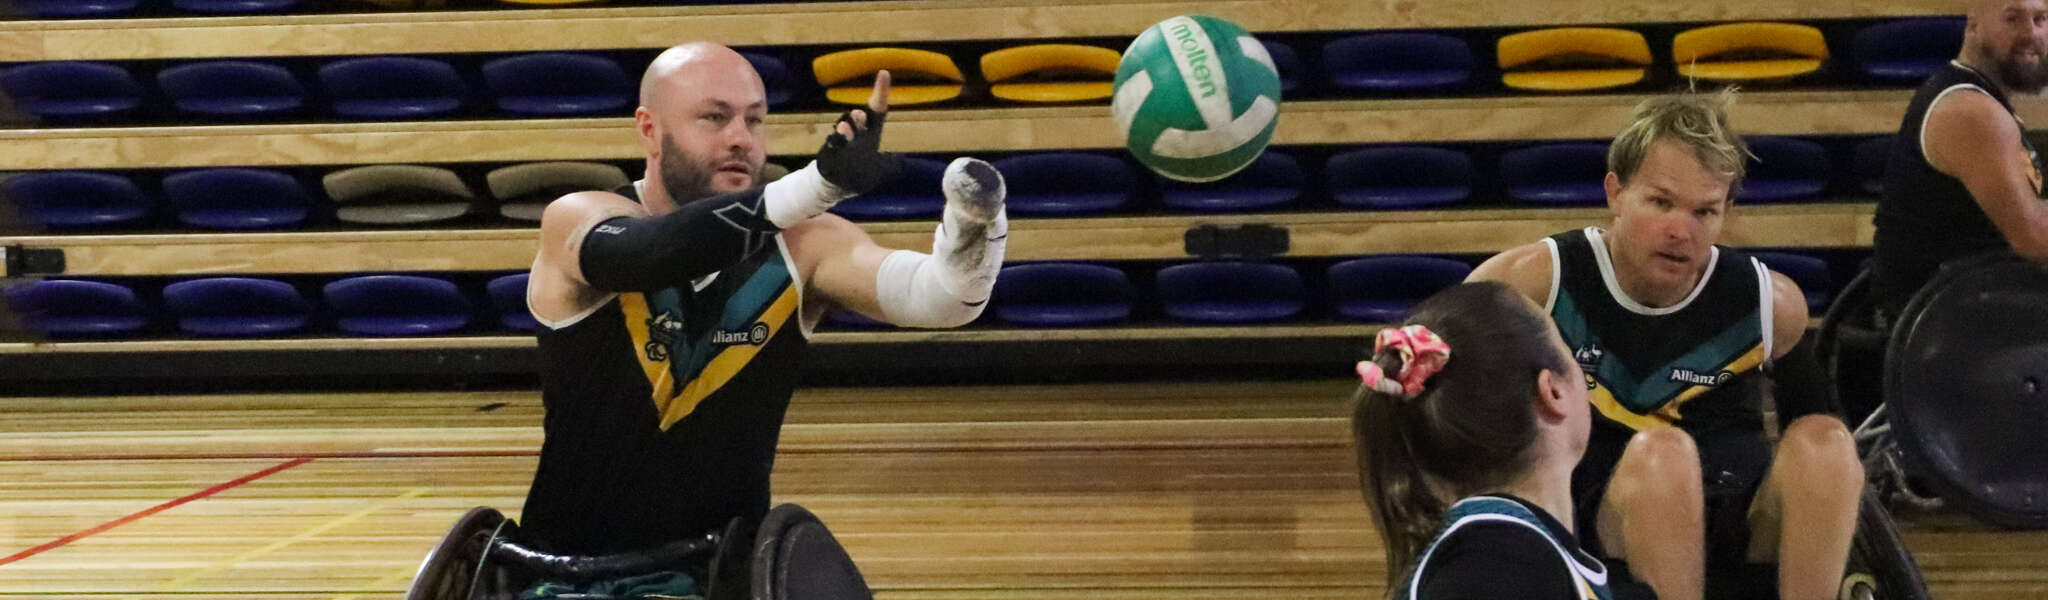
[153,487,432,593]
[331,567,421,600]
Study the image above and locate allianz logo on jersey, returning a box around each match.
[712,322,771,347]
[1669,368,1736,386]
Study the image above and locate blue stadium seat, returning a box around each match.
[1751,251,1834,311]
[1500,143,1608,206]
[17,0,139,17]
[1159,151,1304,212]
[157,61,307,117]
[1852,18,1965,83]
[162,277,314,337]
[741,51,798,109]
[1264,40,1308,95]
[995,153,1137,216]
[992,263,1134,326]
[482,53,634,117]
[1741,136,1831,203]
[831,156,946,220]
[172,0,299,13]
[4,171,152,230]
[1327,256,1473,322]
[1157,262,1306,323]
[486,273,541,332]
[0,62,144,118]
[319,56,468,120]
[1327,146,1474,209]
[1853,136,1893,196]
[162,168,315,230]
[5,279,149,338]
[324,275,473,336]
[1322,33,1475,92]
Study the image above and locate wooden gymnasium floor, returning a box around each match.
[1,380,2043,599]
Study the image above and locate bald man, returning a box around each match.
[1876,0,2048,318]
[520,43,1007,556]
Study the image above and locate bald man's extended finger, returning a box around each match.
[869,70,891,114]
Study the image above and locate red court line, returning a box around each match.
[7,450,538,462]
[0,457,312,567]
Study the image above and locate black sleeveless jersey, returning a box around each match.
[1875,61,2042,305]
[1544,228,1774,440]
[520,182,815,555]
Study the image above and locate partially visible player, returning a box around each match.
[1354,282,1614,599]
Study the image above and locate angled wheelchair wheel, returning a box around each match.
[405,506,513,600]
[751,504,872,600]
[1884,254,2048,529]
[1843,489,1931,600]
[1814,267,1888,427]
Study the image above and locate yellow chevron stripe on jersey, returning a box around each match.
[619,292,679,412]
[658,286,800,430]
[1591,342,1767,431]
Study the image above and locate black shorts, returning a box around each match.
[1572,426,1773,568]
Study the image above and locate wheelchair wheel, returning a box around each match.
[751,504,871,600]
[405,506,512,600]
[1814,268,1888,427]
[1844,489,1931,600]
[1884,254,2048,528]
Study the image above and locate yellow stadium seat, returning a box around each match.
[1673,22,1829,82]
[980,44,1121,103]
[1497,28,1651,91]
[813,48,965,106]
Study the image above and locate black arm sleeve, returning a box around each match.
[577,187,780,292]
[1769,337,1842,425]
[1414,523,1582,600]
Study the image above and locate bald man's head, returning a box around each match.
[1964,0,2048,93]
[633,42,770,212]
[640,42,764,109]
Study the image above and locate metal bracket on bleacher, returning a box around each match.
[1184,224,1289,260]
[2,245,65,277]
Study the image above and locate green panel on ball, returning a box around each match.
[1112,14,1282,182]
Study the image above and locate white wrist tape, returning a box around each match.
[761,161,851,228]
[874,212,1007,328]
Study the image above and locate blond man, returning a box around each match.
[1468,91,1862,600]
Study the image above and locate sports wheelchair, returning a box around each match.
[405,503,870,600]
[1816,254,2048,530]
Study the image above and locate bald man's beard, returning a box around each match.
[1981,39,2048,94]
[657,133,720,207]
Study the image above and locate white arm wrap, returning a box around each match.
[761,161,850,229]
[874,212,1007,328]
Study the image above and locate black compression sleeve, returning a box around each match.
[1770,337,1841,425]
[576,187,780,292]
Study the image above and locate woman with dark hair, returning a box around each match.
[1354,282,1631,599]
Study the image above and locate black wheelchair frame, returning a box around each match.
[406,504,865,600]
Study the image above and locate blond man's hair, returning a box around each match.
[1607,88,1753,196]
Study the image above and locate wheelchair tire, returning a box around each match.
[405,507,510,600]
[1846,489,1931,600]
